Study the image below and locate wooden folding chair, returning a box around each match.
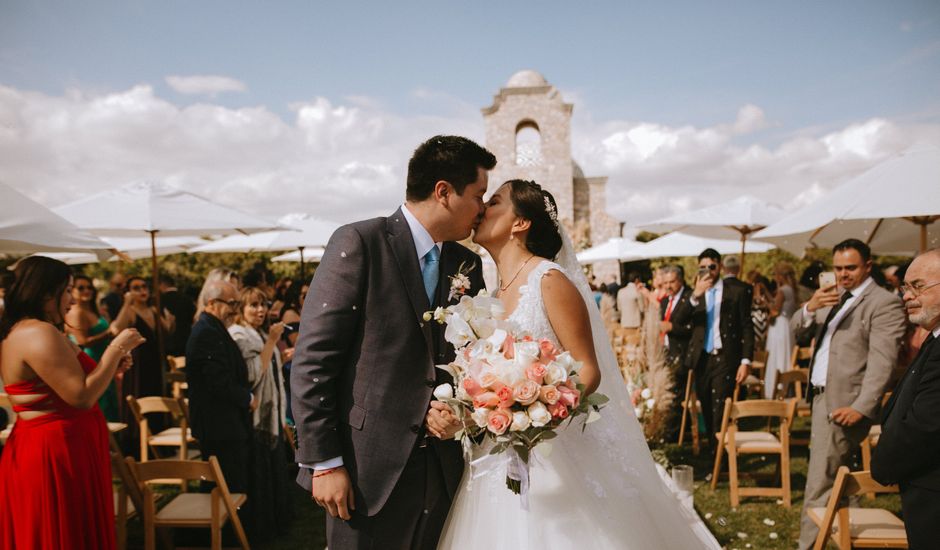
[860,392,893,499]
[773,369,811,446]
[127,456,249,550]
[809,466,907,549]
[677,369,701,455]
[710,398,797,507]
[166,356,188,399]
[790,344,814,369]
[125,395,199,462]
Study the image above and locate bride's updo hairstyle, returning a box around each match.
[507,179,563,260]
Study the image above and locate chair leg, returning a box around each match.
[690,400,700,456]
[861,437,875,499]
[781,451,791,509]
[710,439,724,490]
[678,403,688,446]
[728,445,739,508]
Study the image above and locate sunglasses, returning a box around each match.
[212,299,240,308]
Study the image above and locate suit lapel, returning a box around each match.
[882,334,936,421]
[385,209,433,351]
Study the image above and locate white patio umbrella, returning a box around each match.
[632,231,775,260]
[34,236,206,265]
[270,248,327,263]
[576,237,643,264]
[754,147,940,255]
[191,213,338,278]
[54,181,282,369]
[1,182,113,260]
[639,195,784,272]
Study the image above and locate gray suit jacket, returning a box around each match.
[791,280,906,419]
[290,208,485,516]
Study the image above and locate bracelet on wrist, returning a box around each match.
[313,467,341,478]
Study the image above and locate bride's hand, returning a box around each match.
[426,401,461,439]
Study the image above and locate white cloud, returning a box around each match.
[572,107,940,225]
[1,82,938,234]
[165,75,247,97]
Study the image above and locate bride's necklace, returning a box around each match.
[499,254,535,292]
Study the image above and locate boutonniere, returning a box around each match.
[448,261,476,302]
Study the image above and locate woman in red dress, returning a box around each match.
[0,257,145,550]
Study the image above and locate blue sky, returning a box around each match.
[1,1,939,224]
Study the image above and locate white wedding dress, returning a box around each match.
[438,255,721,549]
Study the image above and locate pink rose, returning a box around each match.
[538,339,558,363]
[548,401,569,420]
[522,335,534,342]
[463,378,484,398]
[487,408,512,435]
[473,392,499,409]
[496,385,515,408]
[564,379,577,390]
[539,385,561,405]
[558,385,581,408]
[502,332,515,359]
[512,380,540,406]
[525,363,546,384]
[479,372,500,389]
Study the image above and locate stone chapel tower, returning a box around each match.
[482,70,620,280]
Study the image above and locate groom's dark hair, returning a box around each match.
[406,135,496,201]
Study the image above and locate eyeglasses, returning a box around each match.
[900,281,940,297]
[699,264,718,271]
[212,299,240,309]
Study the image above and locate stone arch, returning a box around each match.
[515,119,542,166]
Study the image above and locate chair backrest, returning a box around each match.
[730,398,795,421]
[126,395,184,421]
[790,345,814,369]
[167,355,186,370]
[813,466,902,550]
[774,369,809,400]
[0,393,14,428]
[127,456,241,522]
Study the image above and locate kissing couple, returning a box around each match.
[290,135,719,549]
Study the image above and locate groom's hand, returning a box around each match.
[426,401,461,439]
[311,467,355,520]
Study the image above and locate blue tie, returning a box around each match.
[704,287,717,353]
[422,246,440,303]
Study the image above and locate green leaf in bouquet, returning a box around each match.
[513,444,530,464]
[489,442,508,455]
[586,393,610,406]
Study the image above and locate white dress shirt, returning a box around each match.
[808,277,874,388]
[663,286,684,348]
[690,278,724,352]
[305,205,440,472]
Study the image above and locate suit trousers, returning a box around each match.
[326,444,450,550]
[797,392,871,550]
[900,483,940,550]
[694,351,735,440]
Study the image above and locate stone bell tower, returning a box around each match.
[482,70,620,279]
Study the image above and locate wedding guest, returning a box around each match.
[228,287,291,542]
[794,239,907,549]
[871,248,940,549]
[186,280,255,521]
[279,280,308,346]
[882,264,900,292]
[660,265,693,369]
[269,278,292,323]
[195,268,241,320]
[617,272,644,345]
[687,248,754,441]
[749,273,774,351]
[722,255,741,280]
[101,272,126,321]
[0,256,144,550]
[110,276,175,452]
[65,275,117,421]
[798,260,825,306]
[159,274,195,357]
[763,262,798,398]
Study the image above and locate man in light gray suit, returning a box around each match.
[291,136,495,549]
[793,238,907,549]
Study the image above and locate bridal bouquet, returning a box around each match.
[424,291,608,496]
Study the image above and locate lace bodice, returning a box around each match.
[505,260,565,346]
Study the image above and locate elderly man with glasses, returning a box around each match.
[186,279,258,518]
[872,248,940,550]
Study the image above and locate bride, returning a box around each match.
[432,180,719,549]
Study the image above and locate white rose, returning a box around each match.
[433,383,454,400]
[514,341,539,367]
[444,314,475,347]
[527,402,552,427]
[433,307,446,323]
[553,351,581,374]
[510,411,531,432]
[543,362,568,386]
[640,388,652,400]
[455,383,470,402]
[470,408,490,428]
[645,398,656,410]
[634,407,644,418]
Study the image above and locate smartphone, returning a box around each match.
[697,267,711,279]
[818,271,836,289]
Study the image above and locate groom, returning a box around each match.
[291,135,494,549]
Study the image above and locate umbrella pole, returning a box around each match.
[299,247,305,280]
[149,230,168,396]
[903,216,939,253]
[739,233,747,275]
